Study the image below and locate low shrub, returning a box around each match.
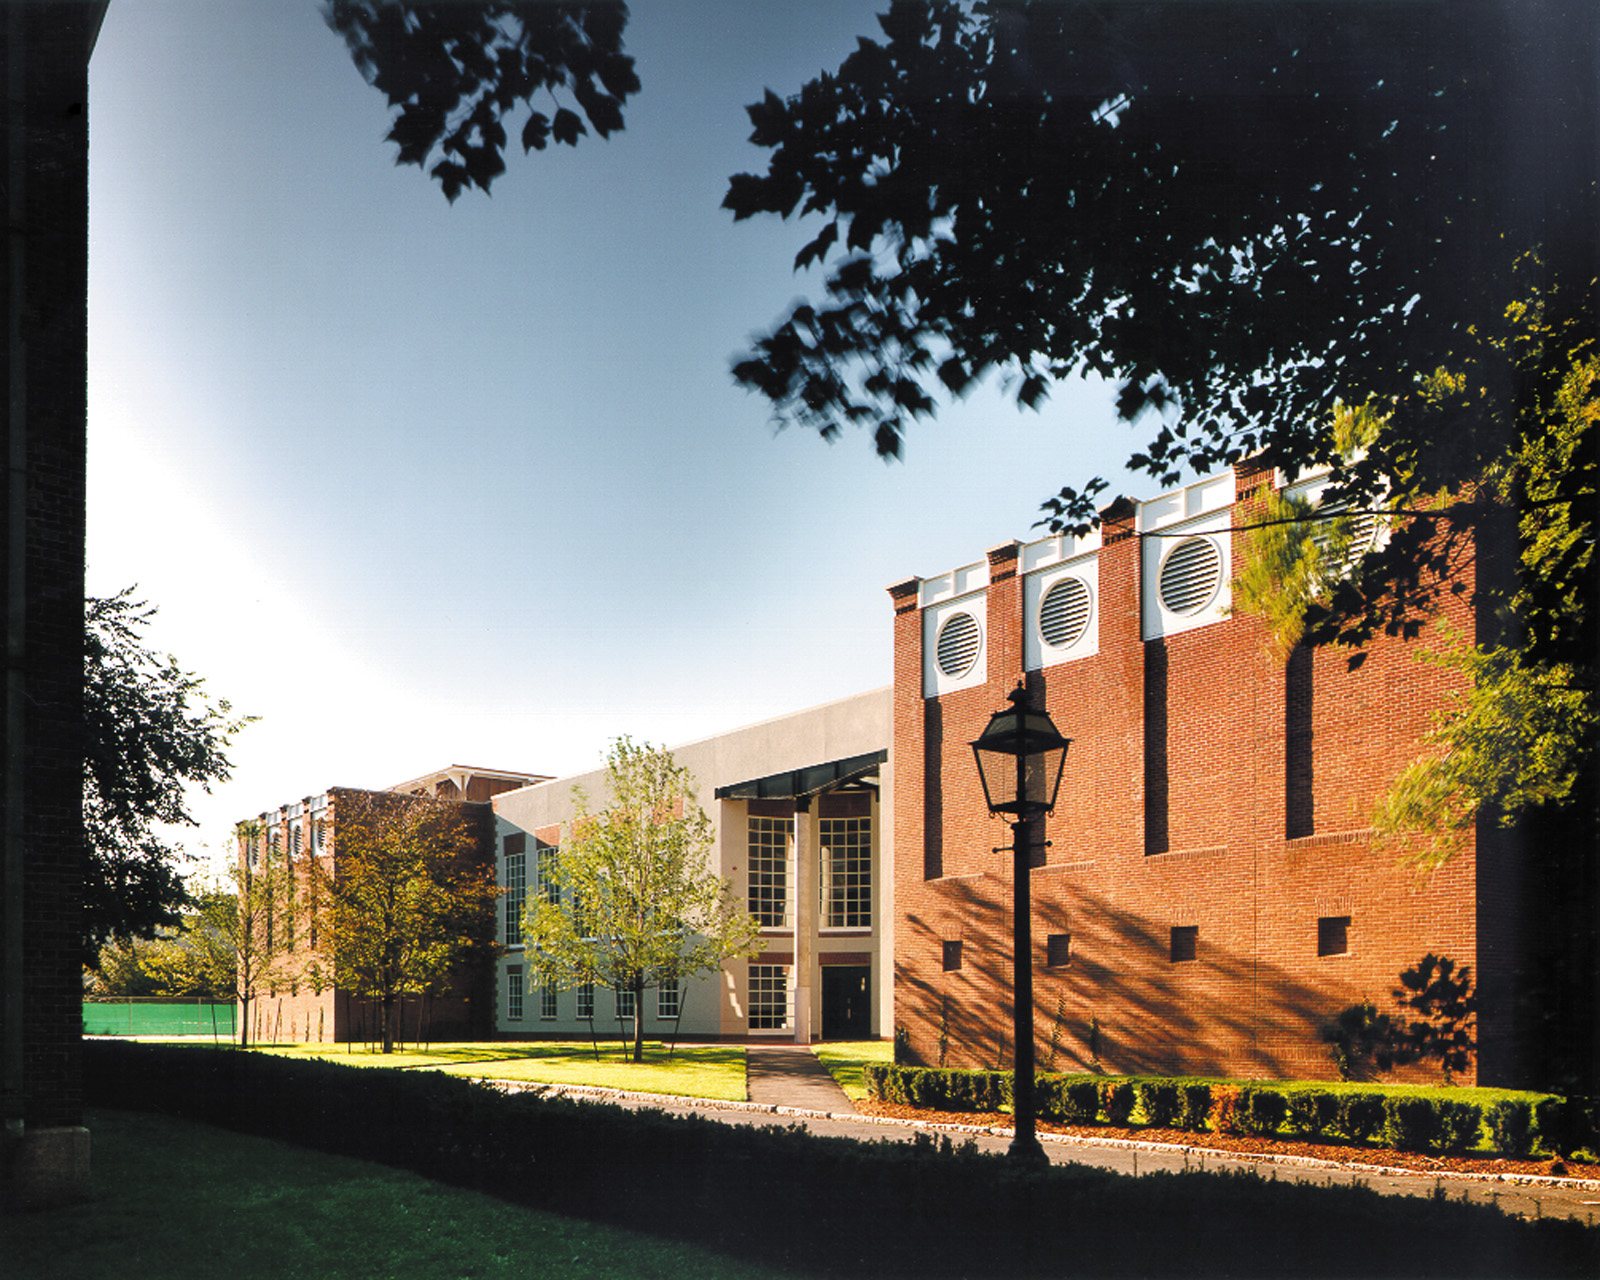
[1386,1097,1439,1153]
[1286,1090,1340,1139]
[1041,1076,1101,1125]
[863,1062,900,1103]
[1536,1096,1600,1157]
[1385,1097,1483,1154]
[1210,1086,1242,1135]
[1336,1092,1387,1144]
[1137,1079,1181,1128]
[1487,1100,1536,1158]
[866,1064,1010,1113]
[1101,1079,1136,1126]
[1433,1101,1484,1154]
[1236,1087,1288,1137]
[1177,1083,1213,1132]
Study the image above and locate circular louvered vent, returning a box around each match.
[1159,537,1222,615]
[1312,506,1379,573]
[935,612,981,677]
[1039,577,1091,648]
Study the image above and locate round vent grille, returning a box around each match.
[935,612,981,678]
[1313,506,1379,573]
[1159,536,1222,615]
[1039,577,1091,648]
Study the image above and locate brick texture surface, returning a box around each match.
[892,462,1492,1083]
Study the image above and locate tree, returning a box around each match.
[727,0,1592,514]
[1226,291,1598,865]
[86,885,238,1000]
[229,820,297,1048]
[310,791,499,1053]
[728,2,1596,842]
[526,738,760,1063]
[83,590,255,954]
[324,0,640,201]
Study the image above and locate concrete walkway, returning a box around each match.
[745,1044,856,1113]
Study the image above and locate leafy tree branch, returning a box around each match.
[83,590,255,954]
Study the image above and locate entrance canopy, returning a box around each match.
[714,750,885,802]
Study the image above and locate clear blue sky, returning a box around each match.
[88,0,1145,869]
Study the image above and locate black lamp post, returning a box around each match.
[971,682,1070,1164]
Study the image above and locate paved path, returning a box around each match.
[745,1044,856,1113]
[493,1050,1600,1226]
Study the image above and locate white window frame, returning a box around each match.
[504,851,525,947]
[820,815,871,930]
[748,964,792,1032]
[747,816,792,928]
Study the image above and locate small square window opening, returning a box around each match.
[942,940,963,972]
[1170,925,1198,963]
[1046,933,1072,967]
[1318,915,1351,957]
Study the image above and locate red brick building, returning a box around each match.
[240,766,544,1046]
[888,460,1514,1085]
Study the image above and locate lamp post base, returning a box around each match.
[1006,1132,1050,1166]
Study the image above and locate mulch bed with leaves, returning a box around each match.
[856,1100,1593,1183]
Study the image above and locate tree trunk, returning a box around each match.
[239,993,250,1048]
[381,992,396,1053]
[632,978,645,1062]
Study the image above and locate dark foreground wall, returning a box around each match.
[1,1,99,1210]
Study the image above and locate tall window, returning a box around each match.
[504,851,525,947]
[506,965,524,1021]
[747,816,791,927]
[576,983,594,1020]
[657,978,680,1020]
[536,844,560,906]
[540,983,558,1020]
[748,964,790,1030]
[820,815,871,928]
[616,987,636,1021]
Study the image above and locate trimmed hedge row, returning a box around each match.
[85,1043,1597,1279]
[864,1065,1596,1159]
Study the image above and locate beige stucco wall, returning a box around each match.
[491,687,892,1042]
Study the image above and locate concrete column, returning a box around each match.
[792,796,814,1043]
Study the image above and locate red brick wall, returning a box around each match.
[240,789,497,1044]
[892,466,1486,1083]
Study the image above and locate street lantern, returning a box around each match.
[970,682,1070,1165]
[971,686,1071,820]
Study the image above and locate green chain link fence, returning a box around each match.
[83,997,236,1038]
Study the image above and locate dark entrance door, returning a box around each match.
[821,966,871,1039]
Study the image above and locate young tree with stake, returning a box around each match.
[526,738,760,1063]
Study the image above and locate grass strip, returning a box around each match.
[243,1040,748,1100]
[813,1039,893,1100]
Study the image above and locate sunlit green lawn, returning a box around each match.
[248,1040,751,1101]
[0,1109,805,1280]
[813,1040,894,1100]
[101,1036,899,1105]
